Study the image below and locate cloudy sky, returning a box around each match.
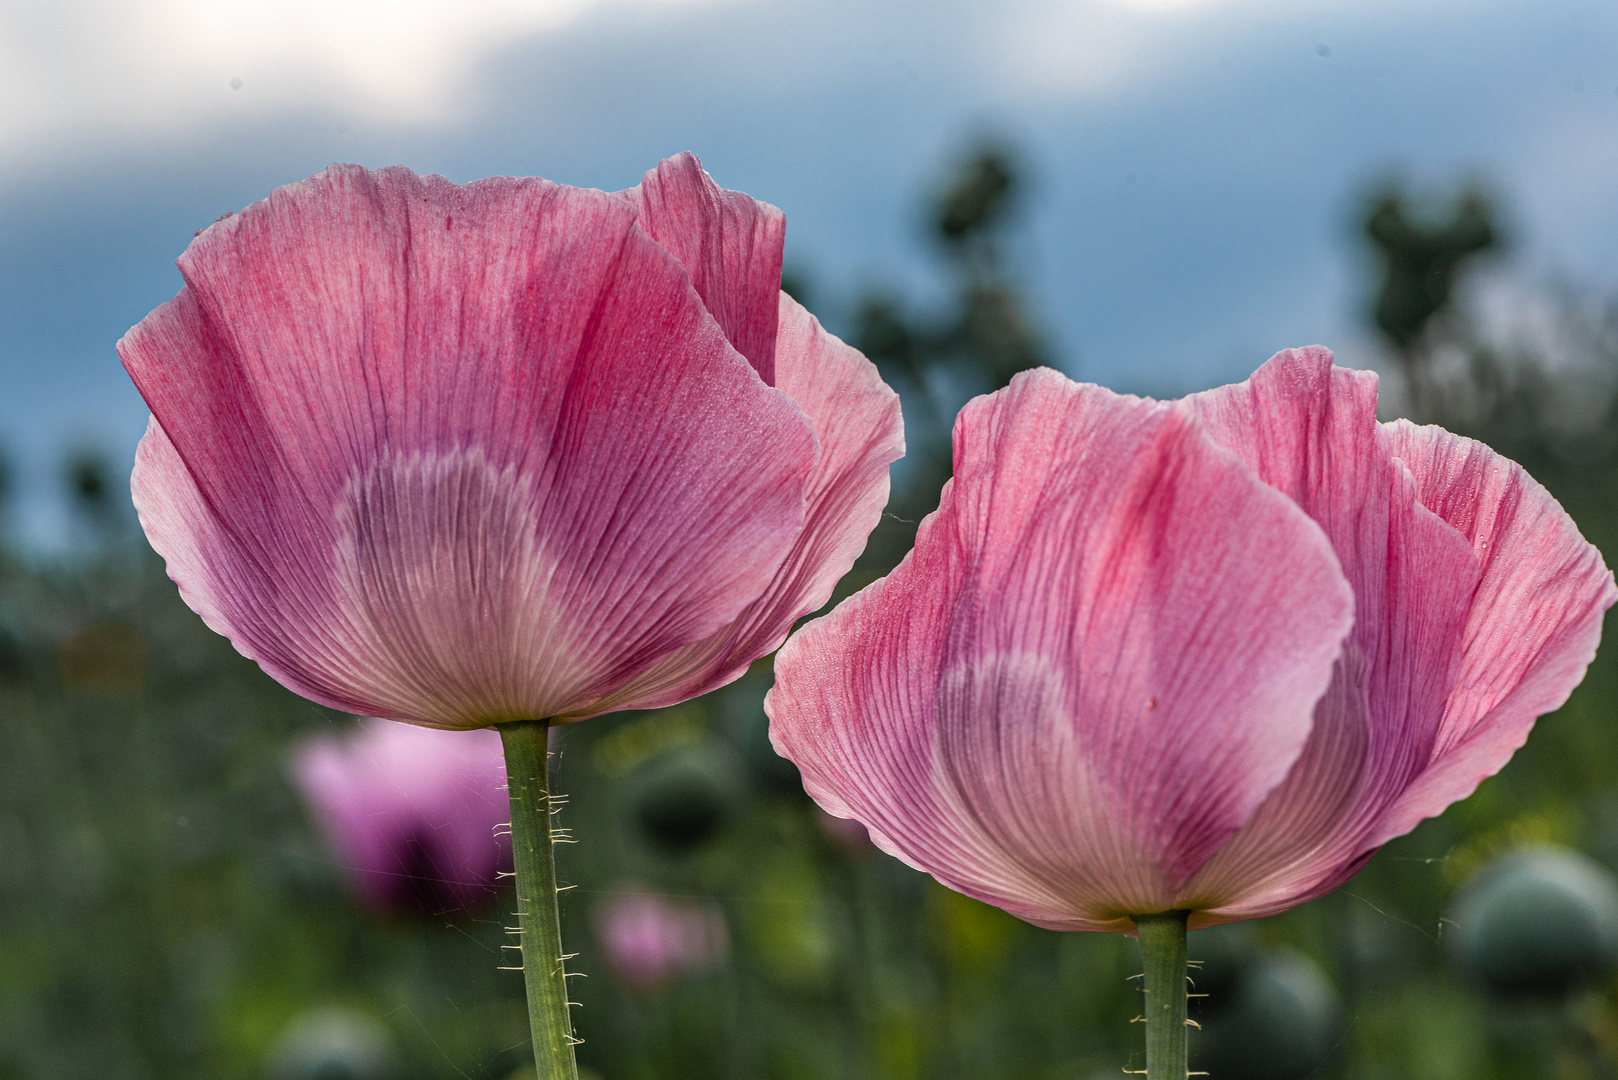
[2,0,1616,547]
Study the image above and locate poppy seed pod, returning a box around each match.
[120,154,903,731]
[627,744,744,854]
[265,1008,398,1080]
[1450,845,1618,998]
[1191,948,1341,1080]
[768,349,1616,932]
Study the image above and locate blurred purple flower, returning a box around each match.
[295,718,512,915]
[596,891,728,991]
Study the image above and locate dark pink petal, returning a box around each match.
[624,153,786,384]
[124,165,816,728]
[294,719,511,914]
[1179,349,1482,921]
[603,293,904,711]
[1369,421,1616,845]
[768,368,1352,932]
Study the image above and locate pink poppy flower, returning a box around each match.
[294,718,512,914]
[119,154,903,729]
[596,891,728,991]
[767,348,1616,932]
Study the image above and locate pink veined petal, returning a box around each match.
[1178,348,1481,923]
[600,292,904,712]
[1367,420,1616,846]
[295,719,511,912]
[768,367,1353,932]
[123,164,817,728]
[624,152,786,385]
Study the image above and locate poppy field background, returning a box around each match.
[3,145,1618,1079]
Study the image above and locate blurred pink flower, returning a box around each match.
[295,718,511,914]
[768,348,1616,932]
[120,154,902,730]
[596,892,728,991]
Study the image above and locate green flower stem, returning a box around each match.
[1135,910,1191,1080]
[499,719,580,1080]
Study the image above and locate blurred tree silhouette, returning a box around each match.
[64,451,108,509]
[929,149,1041,389]
[62,446,138,554]
[0,443,13,515]
[1363,183,1499,418]
[1362,178,1618,506]
[935,150,1014,245]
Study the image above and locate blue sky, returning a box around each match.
[2,0,1616,547]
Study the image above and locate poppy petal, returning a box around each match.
[1177,349,1479,921]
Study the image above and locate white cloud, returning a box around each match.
[164,0,592,104]
[0,0,1504,172]
[0,0,608,164]
[987,0,1305,101]
[1100,0,1219,11]
[989,0,1484,101]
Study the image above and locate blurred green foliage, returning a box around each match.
[0,541,533,1079]
[1365,185,1498,353]
[3,153,1618,1080]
